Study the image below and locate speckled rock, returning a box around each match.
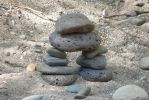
[112,85,149,100]
[80,68,112,82]
[47,47,67,59]
[49,32,101,52]
[36,63,80,75]
[82,45,108,58]
[141,22,149,32]
[139,56,149,70]
[22,95,49,100]
[55,13,94,34]
[43,55,68,66]
[41,74,78,86]
[76,55,106,69]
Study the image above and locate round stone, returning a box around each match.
[22,95,49,100]
[112,85,149,100]
[43,55,68,66]
[80,68,112,82]
[76,55,106,70]
[139,56,149,70]
[55,13,94,34]
[82,45,108,58]
[26,64,36,72]
[41,74,78,86]
[49,32,101,52]
[47,47,67,59]
[36,63,80,75]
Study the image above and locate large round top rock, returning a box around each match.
[55,13,94,34]
[49,32,101,52]
[112,85,149,100]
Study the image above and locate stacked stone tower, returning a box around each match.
[37,13,112,86]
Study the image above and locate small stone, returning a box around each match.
[66,85,84,93]
[74,87,91,99]
[41,74,78,86]
[67,85,91,99]
[43,55,68,66]
[56,13,94,34]
[49,32,101,52]
[141,22,149,32]
[82,45,108,58]
[36,63,80,75]
[139,56,149,70]
[26,64,36,72]
[19,35,26,39]
[117,17,146,26]
[80,68,112,82]
[34,45,43,53]
[76,55,106,70]
[112,85,149,100]
[47,47,66,58]
[22,95,49,100]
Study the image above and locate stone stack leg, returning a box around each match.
[37,47,79,86]
[76,45,112,82]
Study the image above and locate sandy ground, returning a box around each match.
[0,0,149,100]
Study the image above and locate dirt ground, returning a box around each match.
[0,0,149,100]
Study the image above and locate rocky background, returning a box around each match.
[0,0,149,99]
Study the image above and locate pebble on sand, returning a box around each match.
[26,64,36,72]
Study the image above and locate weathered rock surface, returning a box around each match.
[36,63,80,75]
[49,32,101,52]
[55,13,94,34]
[80,68,112,82]
[43,55,68,66]
[139,56,149,70]
[141,22,149,32]
[76,55,106,69]
[41,74,78,86]
[112,85,149,100]
[47,47,67,59]
[82,45,108,58]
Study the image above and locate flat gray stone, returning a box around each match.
[117,17,146,26]
[41,74,78,86]
[76,55,106,70]
[49,32,101,52]
[80,68,112,82]
[22,95,49,100]
[139,56,149,70]
[112,85,149,100]
[47,47,67,58]
[55,13,94,34]
[43,55,68,66]
[82,45,108,58]
[36,63,80,75]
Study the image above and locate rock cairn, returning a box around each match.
[37,13,112,86]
